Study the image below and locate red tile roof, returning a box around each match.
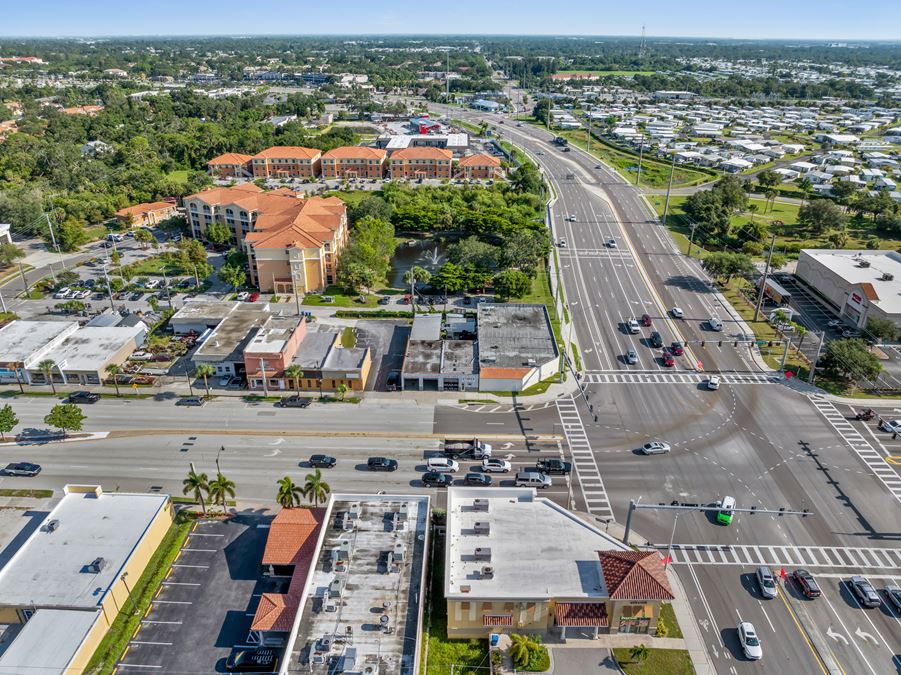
[115,201,176,218]
[458,153,501,168]
[244,196,345,250]
[554,602,609,627]
[598,551,674,601]
[478,367,531,380]
[253,146,321,160]
[186,183,263,205]
[208,152,253,166]
[482,614,513,626]
[391,147,453,161]
[322,146,386,161]
[262,507,324,566]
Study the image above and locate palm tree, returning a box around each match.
[628,644,650,665]
[182,469,210,515]
[38,359,57,394]
[335,383,349,401]
[276,475,302,508]
[796,324,808,351]
[195,363,215,398]
[302,469,331,508]
[284,365,304,395]
[509,634,536,669]
[106,364,122,397]
[208,472,236,509]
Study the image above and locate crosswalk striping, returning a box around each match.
[809,396,901,503]
[644,543,901,569]
[582,371,777,385]
[555,395,614,521]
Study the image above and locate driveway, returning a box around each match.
[549,646,621,673]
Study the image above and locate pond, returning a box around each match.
[388,237,450,289]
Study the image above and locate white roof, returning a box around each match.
[52,325,142,372]
[0,609,98,675]
[801,249,901,315]
[445,488,630,600]
[0,320,79,366]
[0,486,169,609]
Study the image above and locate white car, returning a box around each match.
[606,238,617,248]
[236,292,250,301]
[738,622,762,661]
[75,289,91,299]
[567,214,576,222]
[627,318,640,334]
[53,287,71,299]
[879,419,901,433]
[481,458,512,473]
[558,238,567,248]
[827,319,842,329]
[708,316,723,331]
[640,441,671,455]
[707,376,721,390]
[671,307,684,319]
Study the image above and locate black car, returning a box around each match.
[649,331,663,348]
[367,457,398,471]
[3,462,41,477]
[386,371,400,392]
[309,454,336,469]
[378,295,391,305]
[68,391,100,404]
[422,471,453,487]
[791,569,821,598]
[848,575,881,608]
[225,648,278,672]
[176,396,205,407]
[464,472,492,486]
[277,395,311,408]
[130,292,143,301]
[83,279,96,288]
[536,459,572,475]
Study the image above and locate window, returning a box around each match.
[460,602,470,611]
[482,602,493,611]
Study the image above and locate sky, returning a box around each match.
[1,0,900,41]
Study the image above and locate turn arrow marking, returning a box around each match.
[854,626,876,644]
[826,627,848,645]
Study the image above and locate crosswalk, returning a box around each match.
[644,542,901,570]
[809,396,901,503]
[555,395,614,520]
[582,371,778,385]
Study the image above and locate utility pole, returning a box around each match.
[686,223,698,258]
[17,261,28,296]
[586,111,592,155]
[161,270,173,312]
[0,290,5,313]
[636,140,644,186]
[445,49,450,102]
[808,332,826,384]
[260,357,269,397]
[753,233,777,322]
[780,337,791,371]
[101,263,116,313]
[660,151,677,227]
[45,213,67,271]
[185,367,194,396]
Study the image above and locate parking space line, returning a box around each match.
[180,548,216,553]
[161,581,201,586]
[151,600,192,604]
[171,564,209,569]
[141,620,182,625]
[117,664,164,669]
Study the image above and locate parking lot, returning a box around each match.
[117,515,276,674]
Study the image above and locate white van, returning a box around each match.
[427,457,459,473]
[708,316,724,331]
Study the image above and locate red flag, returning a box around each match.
[661,555,672,565]
[780,567,786,580]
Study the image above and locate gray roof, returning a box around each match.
[0,320,78,366]
[292,329,336,370]
[171,300,239,324]
[410,314,441,341]
[324,346,368,371]
[51,325,142,372]
[194,305,271,361]
[402,339,443,375]
[0,609,98,675]
[476,304,558,369]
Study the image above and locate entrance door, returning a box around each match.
[618,617,650,634]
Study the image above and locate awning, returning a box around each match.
[483,614,513,627]
[554,602,609,627]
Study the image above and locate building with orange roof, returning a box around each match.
[320,146,387,179]
[457,153,502,180]
[61,105,104,116]
[389,146,453,180]
[114,200,179,228]
[251,145,322,179]
[207,152,253,179]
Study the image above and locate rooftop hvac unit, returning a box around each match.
[526,358,537,366]
[473,498,489,512]
[339,539,351,553]
[311,653,327,665]
[882,272,894,281]
[45,519,60,533]
[394,542,406,562]
[88,557,106,573]
[474,521,490,535]
[363,665,378,675]
[324,601,338,612]
[481,565,495,579]
[474,547,492,561]
[349,502,362,519]
[859,260,871,267]
[399,503,409,518]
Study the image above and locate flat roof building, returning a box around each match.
[29,324,145,386]
[0,320,79,384]
[170,300,241,335]
[477,303,558,392]
[193,303,273,377]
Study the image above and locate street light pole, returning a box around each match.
[636,140,644,187]
[660,151,677,227]
[686,223,698,258]
[753,233,777,323]
[260,357,268,397]
[102,263,116,313]
[808,331,827,384]
[665,512,680,570]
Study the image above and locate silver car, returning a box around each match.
[640,441,671,455]
[756,566,777,599]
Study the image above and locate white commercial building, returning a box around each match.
[795,249,901,329]
[0,320,79,384]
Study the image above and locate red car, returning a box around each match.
[670,341,684,356]
[248,292,260,302]
[661,349,675,367]
[641,313,653,327]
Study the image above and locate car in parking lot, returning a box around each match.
[756,566,778,599]
[671,306,684,319]
[481,458,512,473]
[661,349,675,367]
[738,622,762,661]
[176,396,205,407]
[827,319,842,329]
[848,575,881,607]
[378,295,391,305]
[53,287,71,299]
[626,348,638,364]
[649,331,663,348]
[2,462,41,477]
[68,390,100,404]
[514,470,551,489]
[708,316,724,331]
[422,471,454,487]
[791,569,821,598]
[367,457,397,471]
[130,291,143,301]
[236,291,250,301]
[277,395,311,408]
[248,292,260,302]
[842,328,861,339]
[879,419,901,433]
[386,370,400,391]
[225,647,278,672]
[219,376,231,387]
[639,441,671,455]
[670,341,684,356]
[309,455,336,469]
[464,472,492,486]
[885,584,901,612]
[627,318,640,334]
[536,458,572,475]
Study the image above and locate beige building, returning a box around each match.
[251,146,322,179]
[320,146,387,179]
[114,201,179,227]
[0,485,172,674]
[457,153,502,180]
[445,488,674,640]
[207,152,253,178]
[389,146,454,179]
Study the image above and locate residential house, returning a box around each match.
[115,201,179,228]
[389,147,453,180]
[251,146,321,179]
[207,152,253,178]
[0,223,11,246]
[80,140,112,156]
[457,153,502,180]
[320,146,387,179]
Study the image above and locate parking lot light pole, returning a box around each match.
[101,264,116,313]
[808,331,827,384]
[661,151,677,227]
[753,233,777,322]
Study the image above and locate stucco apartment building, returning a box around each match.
[457,153,502,180]
[207,152,253,178]
[183,184,348,294]
[251,146,322,179]
[320,146,387,179]
[389,147,454,179]
[115,200,179,227]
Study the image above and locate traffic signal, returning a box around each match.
[733,341,739,347]
[700,341,705,347]
[778,507,785,516]
[749,506,758,515]
[767,341,774,347]
[718,341,723,347]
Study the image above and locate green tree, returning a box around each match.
[830,180,859,206]
[276,475,302,508]
[205,221,232,246]
[799,199,846,235]
[628,644,650,665]
[821,338,882,384]
[208,472,236,509]
[56,222,88,252]
[431,262,466,296]
[0,403,18,441]
[797,176,813,202]
[284,365,304,395]
[865,316,898,344]
[509,634,538,669]
[349,195,393,224]
[403,265,432,288]
[826,229,849,248]
[182,468,209,516]
[702,252,756,283]
[0,242,25,269]
[195,363,215,398]
[302,468,331,507]
[44,403,86,438]
[448,236,500,269]
[38,358,58,394]
[335,383,349,401]
[133,228,155,249]
[493,269,531,299]
[341,215,396,285]
[219,263,246,292]
[509,163,543,194]
[756,169,780,191]
[337,260,379,293]
[106,364,121,397]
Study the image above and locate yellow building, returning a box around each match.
[0,485,172,674]
[445,488,674,640]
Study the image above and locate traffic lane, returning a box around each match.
[678,564,827,675]
[433,404,561,438]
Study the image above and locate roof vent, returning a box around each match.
[45,519,60,533]
[474,547,492,561]
[460,584,471,593]
[481,565,495,579]
[859,260,871,268]
[474,521,490,535]
[473,499,489,512]
[88,557,106,573]
[526,358,537,366]
[882,272,894,281]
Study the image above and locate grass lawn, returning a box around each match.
[166,169,191,185]
[557,69,657,77]
[0,488,53,498]
[658,603,683,639]
[451,118,482,135]
[517,262,564,349]
[122,254,191,277]
[302,286,380,308]
[551,126,712,189]
[84,514,192,675]
[327,189,377,209]
[613,648,695,675]
[341,326,357,348]
[83,224,111,243]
